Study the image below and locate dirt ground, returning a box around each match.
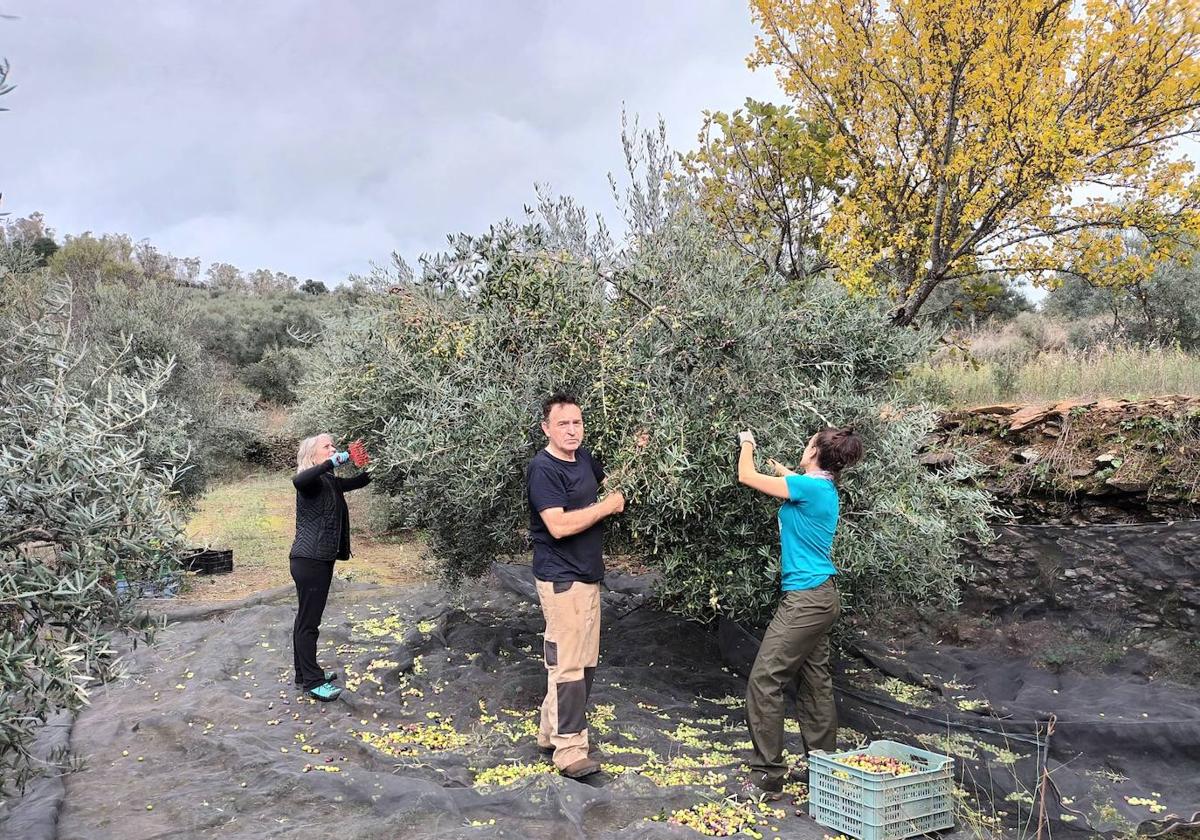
[183,470,430,601]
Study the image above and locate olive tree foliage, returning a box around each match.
[2,226,264,497]
[19,276,249,503]
[0,286,190,793]
[0,56,12,107]
[303,126,998,623]
[83,280,256,501]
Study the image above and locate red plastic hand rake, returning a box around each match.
[348,439,370,468]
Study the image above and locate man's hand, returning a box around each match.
[605,491,626,515]
[737,430,756,449]
[540,490,625,540]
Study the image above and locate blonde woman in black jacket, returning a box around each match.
[290,433,370,701]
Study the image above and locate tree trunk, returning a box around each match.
[892,272,943,326]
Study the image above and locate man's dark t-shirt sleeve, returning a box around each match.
[528,461,569,514]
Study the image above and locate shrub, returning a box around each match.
[240,345,309,405]
[184,288,328,407]
[302,135,998,622]
[83,280,256,503]
[188,288,328,368]
[0,286,189,793]
[1044,258,1200,351]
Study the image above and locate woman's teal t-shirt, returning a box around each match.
[778,474,839,591]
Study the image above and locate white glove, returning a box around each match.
[737,430,756,448]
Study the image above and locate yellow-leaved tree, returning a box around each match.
[684,99,844,283]
[713,0,1200,324]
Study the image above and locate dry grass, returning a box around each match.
[182,470,428,601]
[907,345,1200,408]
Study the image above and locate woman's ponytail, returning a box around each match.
[812,426,864,479]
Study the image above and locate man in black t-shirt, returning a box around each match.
[526,392,624,779]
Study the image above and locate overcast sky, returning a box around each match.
[2,2,780,284]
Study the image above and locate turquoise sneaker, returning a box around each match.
[295,670,338,687]
[306,681,342,702]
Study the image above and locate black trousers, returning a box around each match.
[291,556,335,689]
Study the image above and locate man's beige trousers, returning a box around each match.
[535,579,601,769]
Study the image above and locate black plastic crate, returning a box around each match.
[182,549,234,575]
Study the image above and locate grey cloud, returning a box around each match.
[3,1,780,282]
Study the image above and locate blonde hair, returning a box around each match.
[296,433,333,473]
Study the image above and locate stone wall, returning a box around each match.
[928,395,1200,522]
[960,520,1200,630]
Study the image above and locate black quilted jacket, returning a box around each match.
[289,459,371,561]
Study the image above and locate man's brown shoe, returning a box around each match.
[540,742,603,760]
[560,758,601,779]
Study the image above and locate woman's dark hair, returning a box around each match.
[812,426,864,478]
[541,391,580,421]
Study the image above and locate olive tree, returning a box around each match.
[0,287,189,793]
[302,128,998,622]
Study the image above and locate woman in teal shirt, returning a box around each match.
[736,426,863,796]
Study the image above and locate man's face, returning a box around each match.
[542,402,584,455]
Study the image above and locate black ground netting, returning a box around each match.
[3,570,839,840]
[5,564,1196,839]
[719,620,1200,838]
